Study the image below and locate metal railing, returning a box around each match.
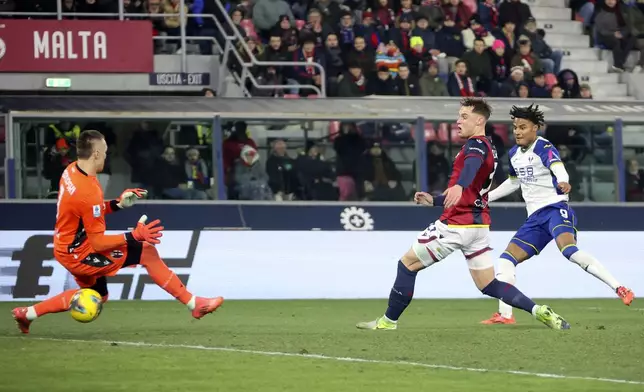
[2,0,327,97]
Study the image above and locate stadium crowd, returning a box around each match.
[1,0,630,203]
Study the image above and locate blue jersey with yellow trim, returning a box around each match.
[508,136,568,217]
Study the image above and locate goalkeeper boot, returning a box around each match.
[617,286,634,306]
[192,296,224,320]
[534,305,570,330]
[12,307,32,334]
[356,316,397,330]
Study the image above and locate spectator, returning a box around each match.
[462,15,495,50]
[355,11,382,50]
[530,71,550,98]
[338,63,370,96]
[261,33,288,80]
[388,13,414,53]
[234,145,274,200]
[202,87,216,97]
[406,36,433,76]
[447,59,476,96]
[517,81,530,98]
[266,139,300,200]
[185,148,212,198]
[252,66,286,96]
[420,60,449,95]
[396,63,421,95]
[441,0,472,31]
[290,35,326,96]
[489,39,509,95]
[223,121,258,197]
[345,36,376,76]
[499,0,532,30]
[397,0,418,21]
[411,15,436,52]
[594,0,633,72]
[478,0,499,31]
[551,84,564,99]
[303,8,334,48]
[151,147,208,200]
[227,8,249,39]
[558,144,585,201]
[296,144,338,200]
[334,122,368,200]
[426,142,450,192]
[325,33,345,94]
[511,36,544,79]
[417,0,445,30]
[338,10,358,52]
[126,122,165,190]
[626,159,644,201]
[253,0,295,39]
[273,15,299,53]
[462,38,493,92]
[375,41,406,76]
[371,65,398,94]
[229,36,264,77]
[435,17,466,61]
[500,66,525,97]
[61,0,76,16]
[373,0,396,31]
[163,0,189,48]
[622,0,644,72]
[493,20,517,64]
[42,138,74,198]
[313,0,343,28]
[362,142,406,201]
[580,83,593,98]
[557,69,581,98]
[523,17,562,75]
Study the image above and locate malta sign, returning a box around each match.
[0,19,153,73]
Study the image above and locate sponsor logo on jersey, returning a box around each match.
[92,204,101,217]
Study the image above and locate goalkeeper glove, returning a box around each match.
[126,215,164,245]
[116,188,148,209]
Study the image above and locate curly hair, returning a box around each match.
[460,97,492,120]
[509,103,545,127]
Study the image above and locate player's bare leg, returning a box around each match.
[356,248,422,330]
[481,243,530,325]
[556,233,634,306]
[139,243,223,319]
[468,251,570,330]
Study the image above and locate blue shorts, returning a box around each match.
[509,202,577,263]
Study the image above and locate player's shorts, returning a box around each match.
[57,241,143,289]
[510,201,577,262]
[411,220,493,270]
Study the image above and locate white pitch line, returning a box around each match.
[3,336,643,386]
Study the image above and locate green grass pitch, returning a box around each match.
[1,299,643,392]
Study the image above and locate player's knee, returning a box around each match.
[466,249,493,270]
[499,251,519,266]
[401,248,425,272]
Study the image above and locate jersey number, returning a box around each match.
[560,209,568,219]
[480,145,499,196]
[56,186,65,219]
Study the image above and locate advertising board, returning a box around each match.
[1,230,641,302]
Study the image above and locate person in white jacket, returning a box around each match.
[462,15,496,50]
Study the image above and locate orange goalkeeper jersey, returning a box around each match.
[53,162,126,264]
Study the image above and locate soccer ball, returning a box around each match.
[69,288,103,323]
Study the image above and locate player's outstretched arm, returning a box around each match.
[104,188,148,214]
[488,176,520,202]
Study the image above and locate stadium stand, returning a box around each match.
[0,0,635,203]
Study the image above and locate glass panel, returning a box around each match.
[622,123,644,203]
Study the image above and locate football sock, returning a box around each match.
[566,248,621,291]
[384,260,418,322]
[30,289,77,320]
[495,257,516,319]
[140,245,194,306]
[481,278,536,315]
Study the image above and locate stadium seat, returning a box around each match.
[240,19,258,39]
[283,94,300,99]
[545,73,558,87]
[296,20,306,30]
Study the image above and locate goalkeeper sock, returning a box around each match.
[384,260,418,322]
[481,279,536,315]
[140,245,194,306]
[30,289,77,320]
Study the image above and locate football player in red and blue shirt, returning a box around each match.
[357,98,570,331]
